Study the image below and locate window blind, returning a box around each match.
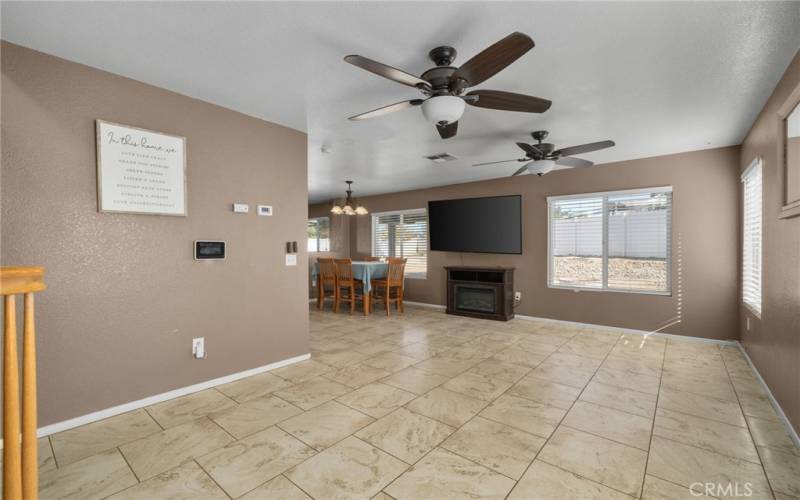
[550,196,604,288]
[548,187,672,294]
[307,217,330,252]
[372,209,428,278]
[742,160,762,315]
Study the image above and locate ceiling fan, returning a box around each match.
[345,32,551,139]
[473,130,615,176]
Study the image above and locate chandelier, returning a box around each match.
[330,180,368,216]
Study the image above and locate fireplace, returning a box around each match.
[446,266,514,321]
[454,285,497,314]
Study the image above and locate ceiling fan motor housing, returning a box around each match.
[428,46,457,66]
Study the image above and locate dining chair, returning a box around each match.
[371,258,406,316]
[317,258,337,311]
[363,256,381,262]
[334,259,365,314]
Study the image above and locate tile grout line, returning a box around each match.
[192,458,235,500]
[719,346,779,500]
[116,445,142,484]
[142,406,166,431]
[46,435,59,469]
[281,472,320,500]
[637,332,668,498]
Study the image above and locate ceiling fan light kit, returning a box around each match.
[331,180,368,216]
[527,159,556,176]
[421,95,465,125]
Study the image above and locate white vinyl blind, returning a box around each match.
[742,159,762,315]
[548,187,672,294]
[307,217,330,252]
[549,196,604,288]
[372,209,428,278]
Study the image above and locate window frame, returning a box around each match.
[547,186,673,296]
[371,207,428,279]
[307,216,330,253]
[741,158,763,317]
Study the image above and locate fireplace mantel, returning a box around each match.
[445,266,515,321]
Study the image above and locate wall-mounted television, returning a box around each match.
[428,195,522,254]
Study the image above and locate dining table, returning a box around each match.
[311,260,389,314]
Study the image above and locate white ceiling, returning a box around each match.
[3,2,799,203]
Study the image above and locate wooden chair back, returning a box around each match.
[334,259,355,282]
[363,256,381,262]
[387,258,406,284]
[1,266,45,500]
[318,258,336,280]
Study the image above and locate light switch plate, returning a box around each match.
[257,205,273,216]
[285,254,297,266]
[233,203,249,213]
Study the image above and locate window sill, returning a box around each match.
[548,284,672,297]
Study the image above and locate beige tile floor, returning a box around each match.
[36,304,800,499]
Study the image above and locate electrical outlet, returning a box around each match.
[192,337,205,359]
[514,291,522,301]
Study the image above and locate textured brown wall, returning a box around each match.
[739,50,800,434]
[1,42,310,426]
[319,146,740,341]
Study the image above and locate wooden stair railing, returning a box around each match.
[1,267,45,500]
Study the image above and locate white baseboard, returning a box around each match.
[513,312,738,346]
[736,344,800,448]
[404,300,737,346]
[34,353,310,439]
[403,300,445,310]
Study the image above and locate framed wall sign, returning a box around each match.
[96,120,187,216]
[777,81,800,219]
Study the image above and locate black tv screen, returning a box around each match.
[428,195,522,254]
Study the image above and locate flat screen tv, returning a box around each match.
[428,195,522,254]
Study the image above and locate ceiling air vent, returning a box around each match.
[424,153,458,163]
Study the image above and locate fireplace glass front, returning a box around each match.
[454,285,497,314]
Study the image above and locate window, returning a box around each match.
[372,209,428,278]
[307,217,330,252]
[742,159,762,315]
[548,187,672,294]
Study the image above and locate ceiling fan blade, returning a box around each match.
[473,158,524,167]
[556,156,594,168]
[553,140,615,157]
[467,90,551,113]
[450,32,534,89]
[348,99,423,121]
[344,55,431,90]
[511,164,529,176]
[516,142,542,156]
[436,121,458,139]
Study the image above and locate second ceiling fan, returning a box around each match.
[474,130,616,176]
[345,32,551,139]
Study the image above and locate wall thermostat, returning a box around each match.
[195,241,226,260]
[257,205,273,216]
